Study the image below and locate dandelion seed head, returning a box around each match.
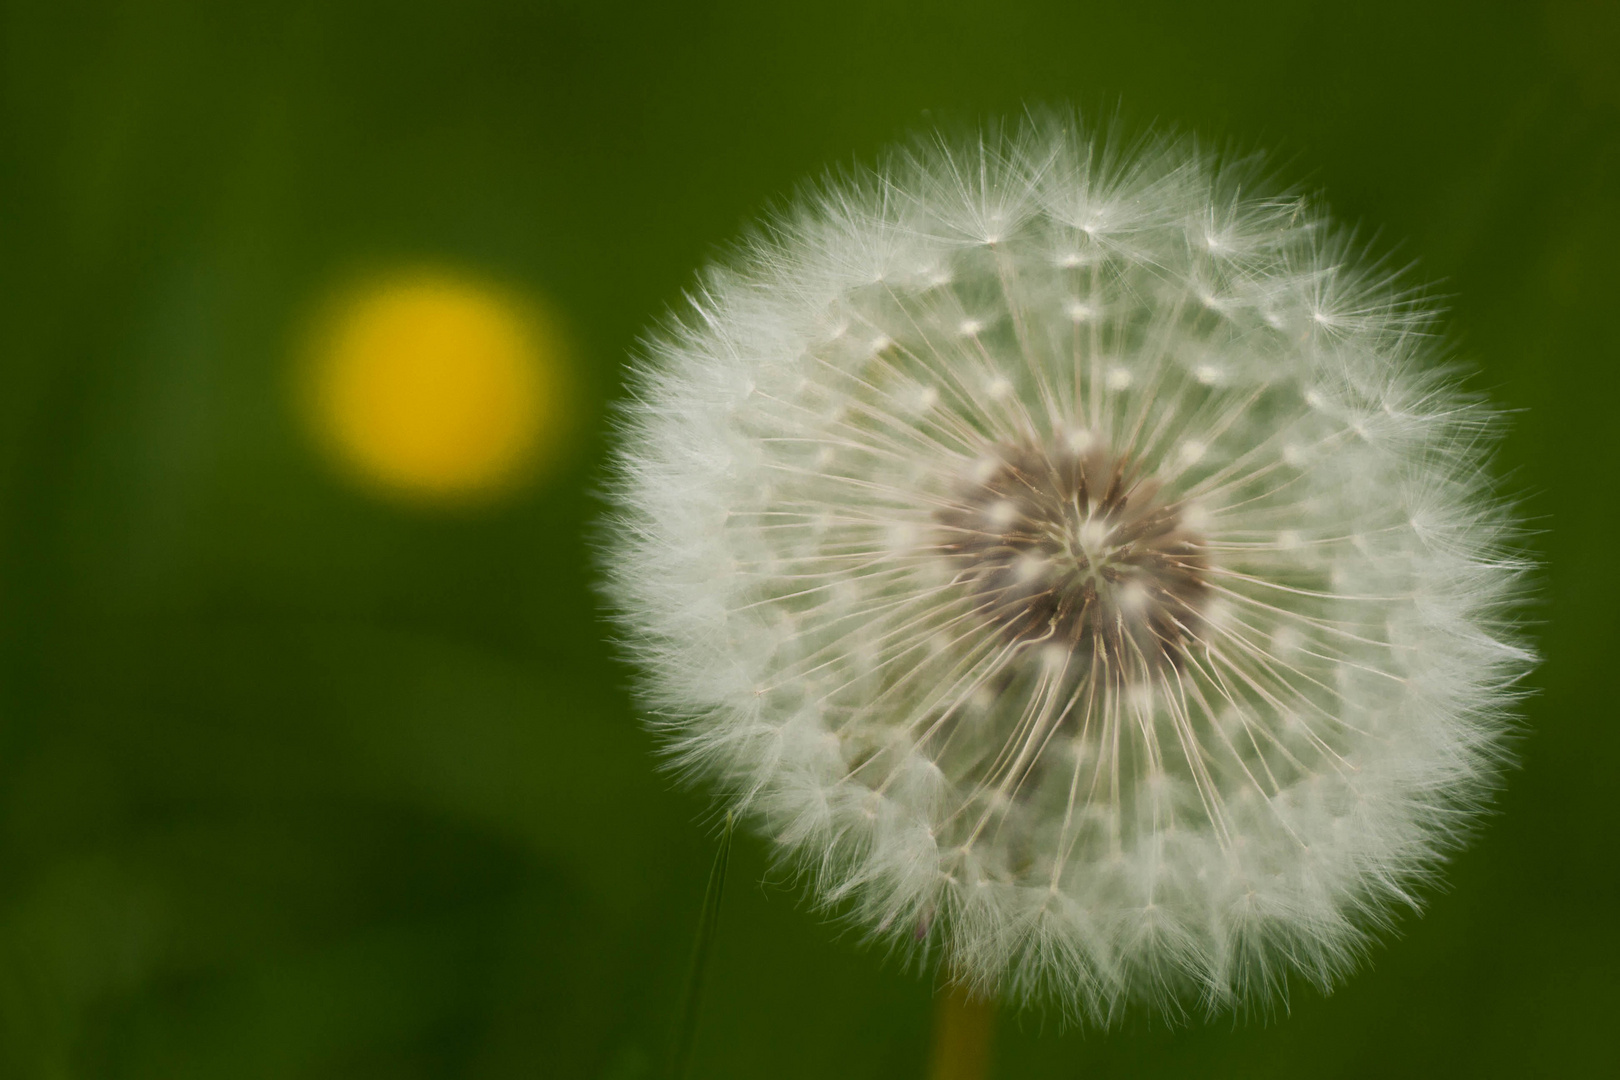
[603,116,1533,1023]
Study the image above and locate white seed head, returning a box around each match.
[602,117,1533,1023]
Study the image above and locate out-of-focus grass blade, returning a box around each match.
[665,813,734,1080]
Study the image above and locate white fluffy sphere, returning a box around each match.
[603,117,1532,1022]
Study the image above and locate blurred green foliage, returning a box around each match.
[1,0,1616,1076]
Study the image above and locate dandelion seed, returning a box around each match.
[603,117,1533,1023]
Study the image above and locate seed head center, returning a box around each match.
[937,440,1210,671]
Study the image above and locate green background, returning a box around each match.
[2,0,1616,1075]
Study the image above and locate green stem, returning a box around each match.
[665,813,734,1080]
[927,979,997,1080]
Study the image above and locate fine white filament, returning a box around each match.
[604,118,1531,1022]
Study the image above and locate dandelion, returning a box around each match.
[604,117,1532,1022]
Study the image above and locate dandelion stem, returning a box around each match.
[927,979,997,1080]
[665,813,734,1080]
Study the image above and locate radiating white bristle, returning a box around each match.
[602,114,1533,1025]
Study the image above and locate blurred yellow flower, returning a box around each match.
[302,269,570,502]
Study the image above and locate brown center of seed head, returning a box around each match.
[936,439,1210,674]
